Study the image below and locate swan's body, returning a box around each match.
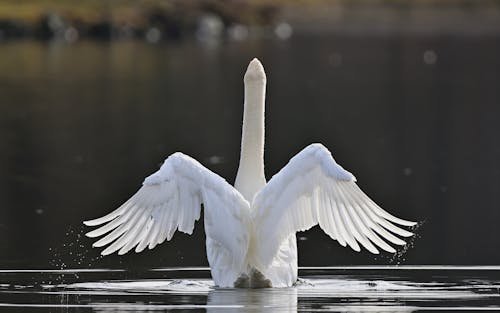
[84,59,415,288]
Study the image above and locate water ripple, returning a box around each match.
[0,266,498,312]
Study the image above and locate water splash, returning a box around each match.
[389,220,425,265]
[49,225,103,271]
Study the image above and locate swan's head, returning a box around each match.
[244,58,266,84]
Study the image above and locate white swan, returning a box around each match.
[84,58,415,288]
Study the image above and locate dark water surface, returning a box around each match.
[0,34,499,269]
[0,267,499,312]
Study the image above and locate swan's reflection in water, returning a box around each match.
[207,287,297,312]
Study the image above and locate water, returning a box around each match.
[1,31,500,311]
[0,267,499,312]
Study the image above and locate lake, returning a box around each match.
[0,32,499,310]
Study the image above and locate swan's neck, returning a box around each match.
[235,60,266,202]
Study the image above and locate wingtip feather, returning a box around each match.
[101,247,115,256]
[85,230,100,238]
[83,219,101,227]
[393,218,417,227]
[406,220,418,227]
[400,230,414,238]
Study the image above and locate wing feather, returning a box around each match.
[342,183,406,247]
[337,183,380,254]
[333,182,360,252]
[84,197,136,227]
[84,152,251,270]
[252,143,416,268]
[329,184,347,247]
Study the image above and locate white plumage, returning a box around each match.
[84,58,415,288]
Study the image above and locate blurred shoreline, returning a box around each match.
[0,0,500,43]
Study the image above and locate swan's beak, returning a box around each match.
[244,58,266,83]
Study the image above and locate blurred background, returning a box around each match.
[0,0,499,270]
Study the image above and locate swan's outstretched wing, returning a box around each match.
[84,152,251,270]
[252,144,416,268]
